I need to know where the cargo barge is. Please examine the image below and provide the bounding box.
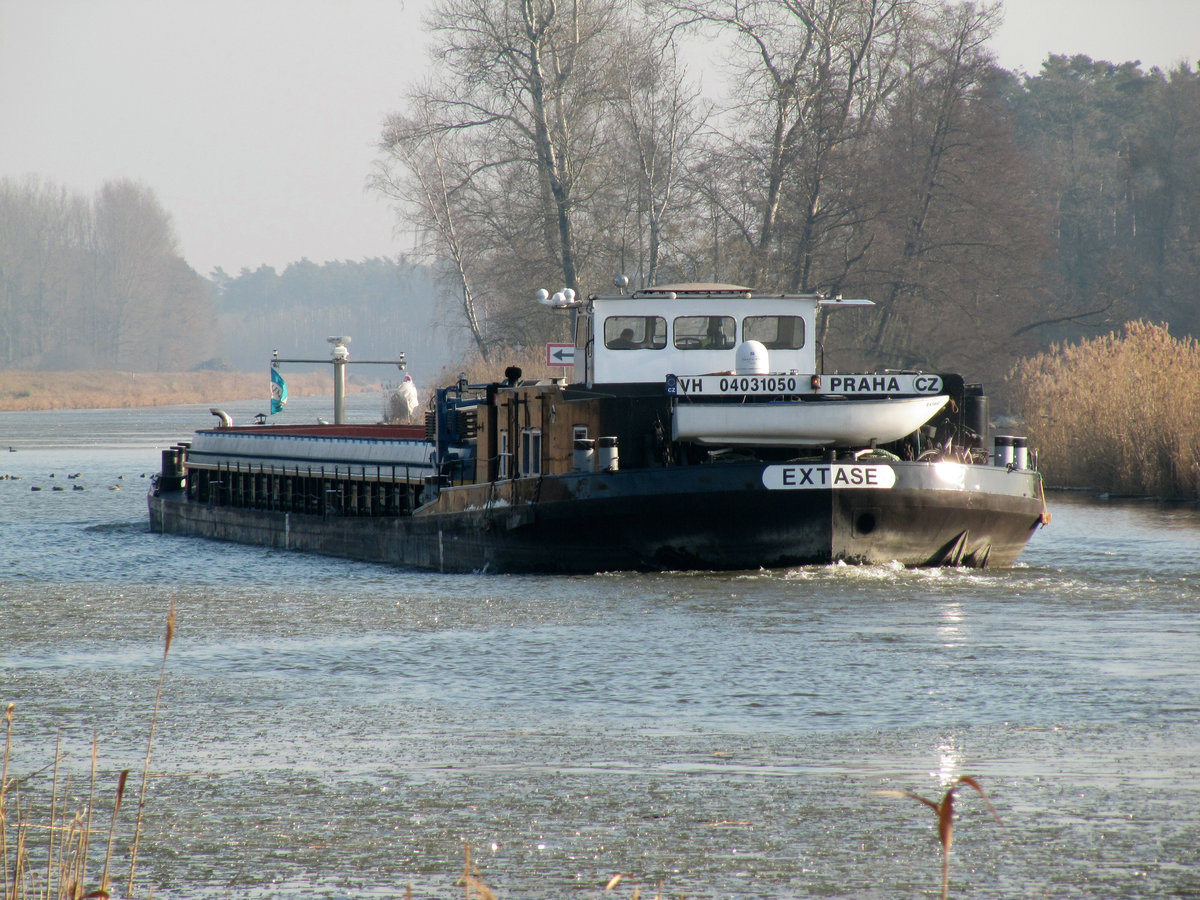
[149,282,1048,573]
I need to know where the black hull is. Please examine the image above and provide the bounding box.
[148,461,1045,574]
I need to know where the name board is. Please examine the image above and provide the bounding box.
[824,374,942,394]
[762,464,897,490]
[667,373,942,397]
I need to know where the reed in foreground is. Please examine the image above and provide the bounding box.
[448,843,675,900]
[876,775,1003,900]
[1,602,175,899]
[1,712,133,900]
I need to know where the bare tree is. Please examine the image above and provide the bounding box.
[373,0,1062,391]
[0,178,93,367]
[847,2,1056,381]
[611,30,709,286]
[376,99,492,360]
[92,180,182,367]
[662,0,911,289]
[377,0,625,336]
[0,177,214,371]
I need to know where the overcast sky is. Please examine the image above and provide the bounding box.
[1,0,1197,278]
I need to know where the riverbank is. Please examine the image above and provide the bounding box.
[0,370,378,411]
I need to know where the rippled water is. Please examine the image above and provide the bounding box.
[2,401,1200,898]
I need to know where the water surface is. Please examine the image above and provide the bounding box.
[2,401,1198,898]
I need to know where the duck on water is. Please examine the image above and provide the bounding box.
[148,281,1049,573]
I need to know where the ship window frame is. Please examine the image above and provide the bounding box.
[519,427,542,477]
[673,315,736,350]
[499,428,510,479]
[742,315,806,349]
[603,316,667,350]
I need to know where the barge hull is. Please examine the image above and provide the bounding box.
[148,461,1044,573]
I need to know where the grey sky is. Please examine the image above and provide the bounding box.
[1,0,1195,278]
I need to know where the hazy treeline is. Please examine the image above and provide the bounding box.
[375,0,1200,389]
[0,177,216,371]
[0,179,461,377]
[209,257,457,379]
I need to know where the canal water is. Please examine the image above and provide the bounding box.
[2,399,1199,898]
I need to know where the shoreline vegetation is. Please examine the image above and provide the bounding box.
[5,319,1199,502]
[0,370,371,412]
[0,347,557,413]
[1012,321,1200,500]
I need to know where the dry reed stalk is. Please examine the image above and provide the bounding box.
[876,775,1002,900]
[2,702,13,900]
[81,732,98,896]
[47,730,62,898]
[61,810,86,900]
[11,796,29,900]
[604,873,641,898]
[4,603,177,900]
[455,843,497,900]
[100,770,128,896]
[127,598,176,898]
[604,872,667,898]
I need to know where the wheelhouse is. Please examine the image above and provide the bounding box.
[573,283,870,387]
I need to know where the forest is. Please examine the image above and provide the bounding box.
[375,0,1200,393]
[2,0,1198,402]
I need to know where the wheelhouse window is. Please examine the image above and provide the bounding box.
[604,316,666,350]
[498,428,510,478]
[742,315,805,349]
[673,315,735,350]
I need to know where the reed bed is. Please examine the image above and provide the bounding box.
[431,344,561,390]
[1011,320,1200,498]
[1,343,554,413]
[2,709,129,900]
[0,370,350,412]
[2,602,174,900]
